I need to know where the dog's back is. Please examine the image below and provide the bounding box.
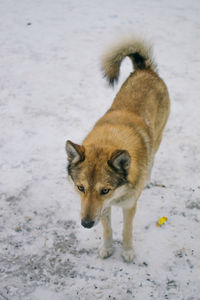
[101,36,170,147]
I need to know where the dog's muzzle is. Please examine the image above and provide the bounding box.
[81,219,95,229]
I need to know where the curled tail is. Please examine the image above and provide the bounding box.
[101,36,158,86]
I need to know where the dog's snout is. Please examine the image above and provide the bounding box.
[81,219,95,228]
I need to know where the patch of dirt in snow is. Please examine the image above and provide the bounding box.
[0,208,78,299]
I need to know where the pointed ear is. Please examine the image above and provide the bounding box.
[65,140,85,164]
[108,150,131,175]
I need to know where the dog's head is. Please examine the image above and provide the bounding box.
[65,140,131,228]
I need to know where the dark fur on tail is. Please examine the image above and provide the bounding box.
[101,36,158,86]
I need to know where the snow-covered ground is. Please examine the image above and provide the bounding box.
[0,0,200,299]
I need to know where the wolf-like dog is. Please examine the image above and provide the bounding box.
[66,36,170,262]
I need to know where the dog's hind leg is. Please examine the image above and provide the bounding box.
[122,205,137,262]
[145,133,164,188]
[99,207,113,259]
[145,154,154,188]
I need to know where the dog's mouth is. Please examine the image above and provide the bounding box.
[81,207,110,229]
[81,214,103,228]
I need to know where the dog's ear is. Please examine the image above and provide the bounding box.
[108,150,131,175]
[65,140,85,164]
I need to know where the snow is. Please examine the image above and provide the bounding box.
[0,0,200,299]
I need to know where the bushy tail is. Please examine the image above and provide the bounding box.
[101,36,158,86]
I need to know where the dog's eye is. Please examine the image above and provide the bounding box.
[77,185,85,193]
[100,188,110,195]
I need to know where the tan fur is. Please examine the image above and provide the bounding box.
[66,36,170,262]
[101,35,157,85]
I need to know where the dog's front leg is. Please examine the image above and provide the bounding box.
[122,205,137,262]
[99,207,113,259]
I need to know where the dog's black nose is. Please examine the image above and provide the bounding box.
[81,219,95,228]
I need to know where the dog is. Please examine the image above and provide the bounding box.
[65,36,170,262]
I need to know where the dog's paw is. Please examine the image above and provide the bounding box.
[99,245,113,259]
[122,249,135,263]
